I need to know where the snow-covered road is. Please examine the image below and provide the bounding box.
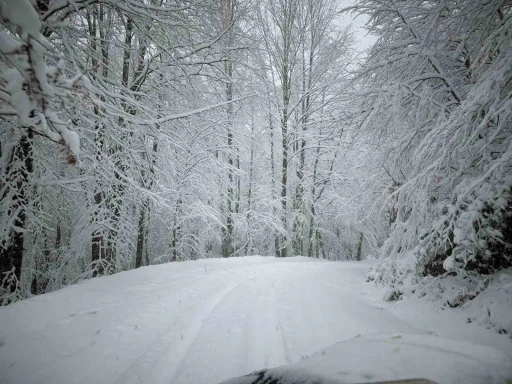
[0,257,511,384]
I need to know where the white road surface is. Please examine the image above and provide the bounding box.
[0,257,510,384]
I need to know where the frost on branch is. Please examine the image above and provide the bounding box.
[0,0,89,164]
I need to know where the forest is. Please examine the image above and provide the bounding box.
[0,0,511,307]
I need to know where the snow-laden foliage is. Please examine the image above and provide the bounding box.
[354,0,512,286]
[0,0,357,305]
[0,0,88,162]
[0,0,90,303]
[3,0,508,314]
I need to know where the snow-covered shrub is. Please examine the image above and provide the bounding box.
[366,257,417,287]
[410,274,488,308]
[468,268,512,335]
[419,175,512,277]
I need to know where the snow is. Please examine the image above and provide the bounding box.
[0,257,511,384]
[0,0,41,38]
[46,111,81,159]
[442,255,458,272]
[0,32,22,55]
[3,68,32,124]
[0,0,85,162]
[468,268,512,335]
[223,334,512,384]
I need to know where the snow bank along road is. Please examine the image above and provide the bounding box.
[0,257,511,384]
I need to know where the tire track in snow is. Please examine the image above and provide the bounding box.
[271,267,295,366]
[243,266,293,371]
[165,271,261,383]
[113,268,260,384]
[170,262,301,384]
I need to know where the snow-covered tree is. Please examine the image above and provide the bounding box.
[0,0,89,303]
[353,0,512,285]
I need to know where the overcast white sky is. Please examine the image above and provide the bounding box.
[339,0,377,52]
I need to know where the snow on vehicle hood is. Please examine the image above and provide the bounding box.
[221,333,512,384]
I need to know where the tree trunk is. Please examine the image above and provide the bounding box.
[245,108,255,255]
[222,65,235,257]
[356,233,364,261]
[135,202,147,268]
[135,137,158,268]
[308,145,321,258]
[0,130,33,296]
[221,0,236,258]
[169,198,183,262]
[101,15,134,273]
[268,102,280,257]
[89,6,109,276]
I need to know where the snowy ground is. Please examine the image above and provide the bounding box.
[0,256,511,384]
